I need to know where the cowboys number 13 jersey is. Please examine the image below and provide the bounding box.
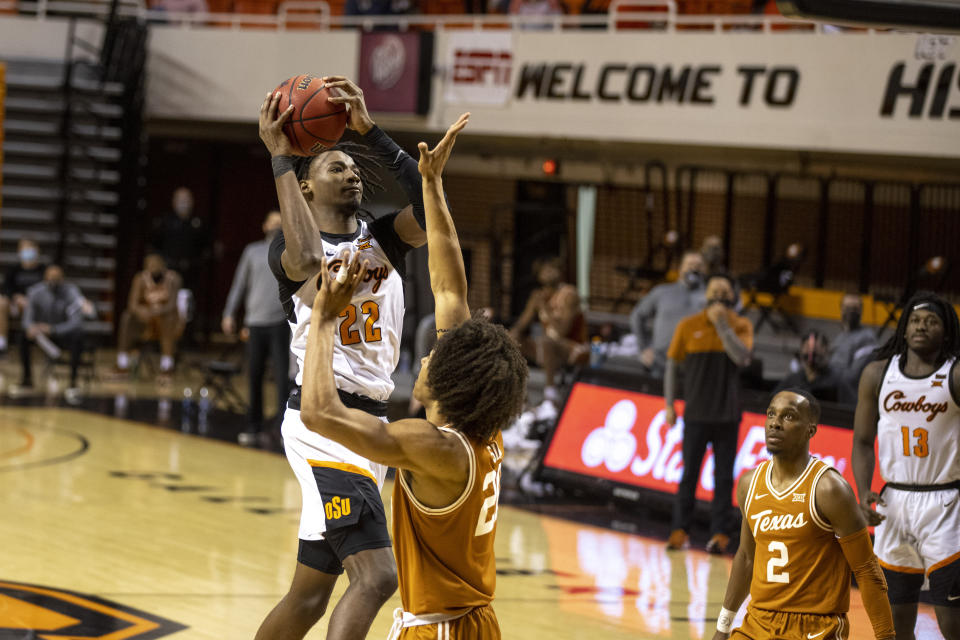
[268,213,413,403]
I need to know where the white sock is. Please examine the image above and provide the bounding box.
[0,336,7,350]
[160,355,174,372]
[117,352,130,369]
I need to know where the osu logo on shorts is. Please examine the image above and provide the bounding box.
[324,496,352,520]
[0,579,186,638]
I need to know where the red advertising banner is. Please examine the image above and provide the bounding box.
[542,382,884,504]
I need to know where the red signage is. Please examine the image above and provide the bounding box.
[542,382,884,504]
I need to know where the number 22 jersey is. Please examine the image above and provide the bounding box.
[268,214,412,402]
[743,458,851,615]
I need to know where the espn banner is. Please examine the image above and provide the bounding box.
[436,31,960,157]
[541,382,885,504]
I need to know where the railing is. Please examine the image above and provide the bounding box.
[0,0,877,33]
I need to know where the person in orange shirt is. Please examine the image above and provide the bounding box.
[299,113,528,640]
[665,273,753,554]
[712,389,895,640]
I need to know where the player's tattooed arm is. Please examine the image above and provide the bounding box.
[418,113,471,332]
[300,250,469,484]
[258,91,326,282]
[852,360,887,526]
[712,470,756,640]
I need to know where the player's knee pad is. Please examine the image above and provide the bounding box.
[881,566,925,605]
[928,557,960,607]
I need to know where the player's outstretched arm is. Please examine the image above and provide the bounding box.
[418,113,471,331]
[815,471,895,640]
[258,91,326,281]
[852,360,886,526]
[324,75,427,248]
[299,250,470,481]
[712,470,756,640]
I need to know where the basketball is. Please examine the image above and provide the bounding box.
[272,74,347,156]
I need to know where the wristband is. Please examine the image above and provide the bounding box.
[716,607,736,634]
[272,155,296,178]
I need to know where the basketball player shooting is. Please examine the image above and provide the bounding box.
[300,113,528,640]
[712,390,895,640]
[853,293,960,640]
[255,78,431,640]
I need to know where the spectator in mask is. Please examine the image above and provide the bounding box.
[775,331,857,405]
[629,250,707,377]
[19,265,86,393]
[116,254,183,376]
[664,272,753,554]
[0,238,46,353]
[828,294,877,388]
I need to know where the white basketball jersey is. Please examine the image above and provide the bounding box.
[286,218,404,402]
[877,355,960,485]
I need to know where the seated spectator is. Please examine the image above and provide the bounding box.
[629,250,706,377]
[0,237,45,353]
[117,254,184,376]
[510,258,588,412]
[829,293,877,387]
[774,331,857,405]
[19,265,86,393]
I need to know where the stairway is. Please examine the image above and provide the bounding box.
[2,18,146,338]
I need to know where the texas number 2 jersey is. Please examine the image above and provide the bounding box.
[268,213,413,402]
[744,458,851,615]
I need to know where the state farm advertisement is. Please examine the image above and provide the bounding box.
[542,382,883,504]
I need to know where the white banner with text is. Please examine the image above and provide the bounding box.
[434,31,960,157]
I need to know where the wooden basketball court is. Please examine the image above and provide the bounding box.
[0,405,943,639]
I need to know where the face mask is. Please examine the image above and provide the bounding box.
[707,297,733,308]
[20,248,38,263]
[48,281,63,293]
[842,309,861,329]
[151,271,165,283]
[174,201,192,216]
[683,271,702,288]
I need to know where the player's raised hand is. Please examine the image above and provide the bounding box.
[858,491,886,526]
[417,113,470,182]
[258,91,295,158]
[322,76,375,135]
[313,249,369,324]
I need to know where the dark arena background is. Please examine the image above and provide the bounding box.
[0,0,958,637]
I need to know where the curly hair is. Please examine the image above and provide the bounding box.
[426,317,529,443]
[292,140,385,198]
[874,291,960,362]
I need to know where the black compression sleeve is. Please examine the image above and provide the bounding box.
[361,126,426,229]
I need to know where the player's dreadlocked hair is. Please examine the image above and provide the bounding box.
[426,316,529,443]
[291,140,386,198]
[874,290,960,362]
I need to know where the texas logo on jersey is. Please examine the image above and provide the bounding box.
[0,579,186,638]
